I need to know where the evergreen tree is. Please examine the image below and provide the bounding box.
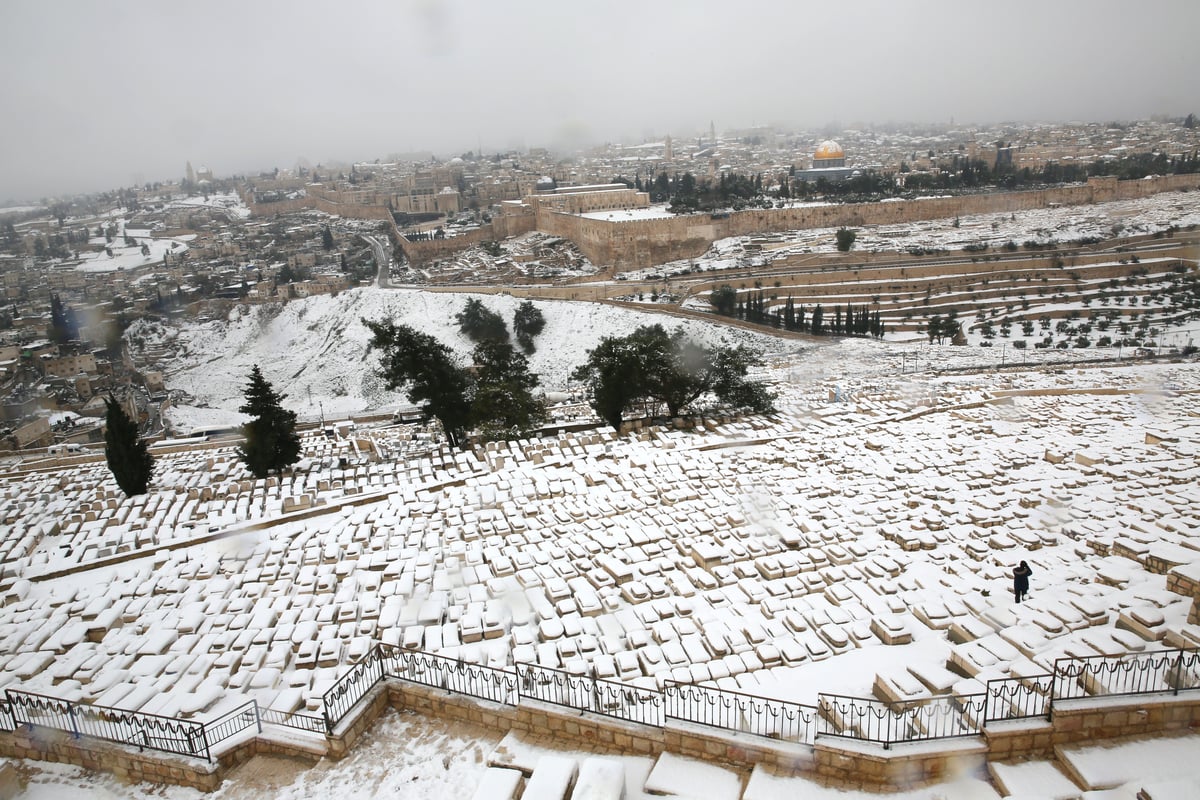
[49,293,76,344]
[104,394,153,496]
[469,339,546,440]
[512,300,546,354]
[456,298,509,344]
[237,365,301,478]
[365,320,472,448]
[836,228,857,252]
[321,225,335,251]
[572,325,774,430]
[811,304,824,335]
[709,285,737,317]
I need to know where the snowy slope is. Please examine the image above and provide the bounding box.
[142,288,791,429]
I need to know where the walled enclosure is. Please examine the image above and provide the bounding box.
[243,174,1200,271]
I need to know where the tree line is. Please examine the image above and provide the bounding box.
[102,299,776,497]
[103,363,301,498]
[367,300,774,445]
[709,284,885,338]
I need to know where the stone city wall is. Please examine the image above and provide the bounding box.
[241,174,1200,271]
[392,215,537,267]
[545,174,1200,270]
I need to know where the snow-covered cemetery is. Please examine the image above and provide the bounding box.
[4,102,1200,798]
[2,277,1200,797]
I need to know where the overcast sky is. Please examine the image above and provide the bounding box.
[2,0,1198,202]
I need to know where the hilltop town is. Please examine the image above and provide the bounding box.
[1,117,1199,451]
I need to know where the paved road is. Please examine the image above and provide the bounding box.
[363,234,391,288]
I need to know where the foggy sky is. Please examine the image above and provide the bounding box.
[2,0,1198,202]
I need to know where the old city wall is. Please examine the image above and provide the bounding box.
[240,188,391,225]
[552,175,1200,270]
[391,210,538,266]
[241,174,1200,270]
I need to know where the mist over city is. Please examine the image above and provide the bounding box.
[3,0,1200,201]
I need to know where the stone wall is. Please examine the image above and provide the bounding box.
[1166,563,1200,625]
[543,174,1200,269]
[381,679,1200,792]
[4,679,1198,793]
[242,173,1200,272]
[0,725,223,792]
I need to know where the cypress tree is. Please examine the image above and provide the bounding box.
[237,365,301,478]
[104,393,154,496]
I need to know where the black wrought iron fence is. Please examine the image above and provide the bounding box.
[0,696,13,732]
[517,665,663,727]
[6,689,210,761]
[1054,647,1200,701]
[322,643,387,732]
[4,644,1199,768]
[257,706,327,735]
[664,682,818,745]
[817,693,986,748]
[201,701,259,750]
[382,646,518,706]
[984,673,1054,722]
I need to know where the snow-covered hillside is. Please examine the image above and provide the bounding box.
[134,289,793,430]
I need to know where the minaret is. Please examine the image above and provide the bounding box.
[186,161,195,184]
[664,134,673,162]
[709,120,716,144]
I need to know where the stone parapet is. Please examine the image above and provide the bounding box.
[0,726,222,792]
[4,677,1199,794]
[982,717,1056,760]
[326,684,391,759]
[1048,693,1200,747]
[387,681,519,735]
[813,736,988,790]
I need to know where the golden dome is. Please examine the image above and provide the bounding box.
[814,140,844,161]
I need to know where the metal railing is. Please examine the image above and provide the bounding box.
[202,701,259,749]
[322,643,387,732]
[984,673,1054,722]
[1054,647,1200,700]
[664,682,818,745]
[518,665,663,727]
[2,645,1198,768]
[258,706,327,735]
[6,689,210,761]
[0,696,13,732]
[382,646,519,706]
[817,693,987,748]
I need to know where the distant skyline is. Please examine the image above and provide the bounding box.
[2,0,1198,202]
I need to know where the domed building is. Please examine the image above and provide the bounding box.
[813,140,846,168]
[794,139,855,184]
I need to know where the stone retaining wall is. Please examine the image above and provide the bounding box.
[0,725,222,792]
[5,677,1198,793]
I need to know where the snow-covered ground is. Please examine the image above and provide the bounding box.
[580,206,677,221]
[127,289,785,430]
[2,335,1196,709]
[3,277,1200,798]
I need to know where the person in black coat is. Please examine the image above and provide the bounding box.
[1013,560,1032,603]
